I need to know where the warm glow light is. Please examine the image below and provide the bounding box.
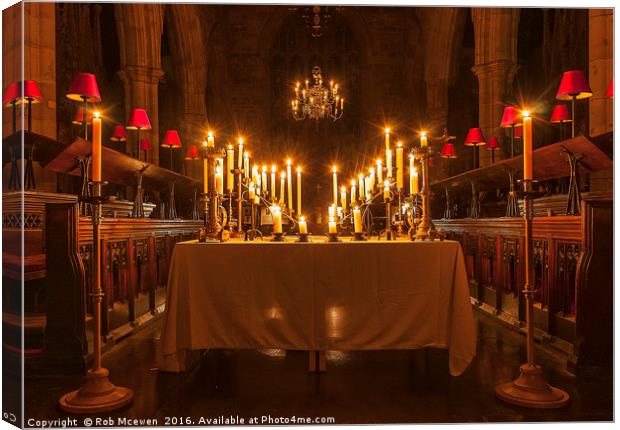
[238,137,244,145]
[202,140,207,147]
[93,111,100,119]
[228,144,232,150]
[384,180,390,188]
[341,186,346,192]
[385,127,390,134]
[296,166,302,173]
[522,110,531,118]
[287,158,292,166]
[244,151,249,158]
[271,164,277,173]
[351,179,356,186]
[208,130,214,138]
[280,172,286,179]
[420,131,427,138]
[262,165,267,172]
[397,141,402,148]
[332,165,337,173]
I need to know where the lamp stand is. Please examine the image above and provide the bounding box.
[570,95,576,138]
[60,181,134,413]
[496,179,570,408]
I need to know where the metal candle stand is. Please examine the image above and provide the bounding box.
[381,191,393,241]
[495,179,570,408]
[199,146,225,241]
[298,233,310,242]
[411,146,443,241]
[246,197,263,241]
[60,181,134,413]
[272,232,285,242]
[327,232,340,242]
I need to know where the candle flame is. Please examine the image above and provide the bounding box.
[351,179,356,186]
[202,140,207,147]
[296,166,302,173]
[341,186,346,192]
[384,180,390,189]
[385,127,390,134]
[238,137,244,145]
[287,158,292,165]
[271,165,277,173]
[208,130,214,138]
[522,110,531,117]
[397,141,403,148]
[262,165,267,172]
[300,215,305,222]
[332,165,337,173]
[93,111,100,119]
[280,172,286,179]
[420,131,427,138]
[228,144,232,150]
[244,151,249,158]
[377,158,382,164]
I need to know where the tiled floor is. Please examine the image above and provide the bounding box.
[18,311,612,425]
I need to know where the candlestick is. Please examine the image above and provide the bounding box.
[332,165,338,208]
[215,165,223,195]
[369,167,376,191]
[396,141,404,189]
[279,172,285,205]
[386,149,393,179]
[296,166,302,216]
[207,130,215,148]
[226,145,235,191]
[365,176,372,202]
[252,165,259,186]
[383,180,391,201]
[203,158,208,193]
[92,111,102,182]
[353,206,362,233]
[299,215,308,235]
[340,186,347,213]
[410,166,419,195]
[287,159,293,211]
[385,127,390,152]
[358,173,365,202]
[237,137,244,169]
[328,219,337,234]
[377,158,383,185]
[271,205,283,234]
[523,110,533,180]
[249,182,256,200]
[261,165,268,194]
[243,152,250,180]
[420,131,428,147]
[271,164,277,200]
[350,180,357,205]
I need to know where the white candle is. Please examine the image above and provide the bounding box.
[385,127,390,152]
[350,180,357,205]
[376,158,383,185]
[296,167,302,216]
[237,138,243,169]
[226,145,234,191]
[299,216,308,234]
[287,159,293,211]
[252,165,259,185]
[365,176,372,202]
[523,111,533,180]
[243,152,250,180]
[386,149,393,179]
[420,131,428,147]
[369,167,376,191]
[410,166,419,195]
[215,165,224,195]
[358,173,365,200]
[203,158,208,193]
[271,205,282,234]
[340,186,347,213]
[249,182,256,200]
[328,220,337,234]
[280,172,285,205]
[383,180,390,201]
[207,131,215,148]
[92,111,102,182]
[271,165,277,199]
[332,165,338,208]
[353,207,362,233]
[396,141,404,189]
[261,166,267,194]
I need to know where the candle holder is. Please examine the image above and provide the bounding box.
[60,181,134,413]
[200,146,225,241]
[496,179,569,408]
[327,232,340,243]
[233,167,245,236]
[298,233,310,242]
[245,199,263,241]
[412,146,443,241]
[353,232,366,241]
[272,232,285,242]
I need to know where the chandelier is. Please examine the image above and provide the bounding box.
[291,66,344,122]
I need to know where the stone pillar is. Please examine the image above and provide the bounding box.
[588,9,613,138]
[471,8,519,167]
[425,78,450,179]
[118,65,164,165]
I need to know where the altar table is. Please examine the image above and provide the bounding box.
[158,238,476,376]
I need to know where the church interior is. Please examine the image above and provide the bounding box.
[1,2,614,426]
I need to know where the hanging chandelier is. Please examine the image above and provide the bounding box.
[291,66,344,122]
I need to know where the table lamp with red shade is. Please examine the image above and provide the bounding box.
[549,103,571,141]
[66,73,101,140]
[555,70,592,138]
[486,136,500,163]
[126,108,152,159]
[500,105,520,158]
[464,127,486,169]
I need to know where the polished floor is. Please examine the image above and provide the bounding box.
[20,311,612,425]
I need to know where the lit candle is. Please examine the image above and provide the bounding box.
[358,173,365,200]
[215,164,223,195]
[92,111,102,182]
[261,166,268,194]
[420,131,428,148]
[523,110,533,180]
[386,149,393,179]
[271,205,282,234]
[249,182,256,200]
[243,152,250,180]
[271,164,277,199]
[385,127,390,152]
[252,165,259,185]
[328,204,335,220]
[280,172,285,205]
[353,207,362,233]
[332,165,338,208]
[298,215,308,235]
[203,158,208,193]
[296,166,302,216]
[410,166,419,195]
[287,159,293,211]
[376,158,383,184]
[226,145,234,191]
[207,130,215,148]
[237,137,244,169]
[369,167,376,191]
[365,176,372,202]
[254,193,260,204]
[350,180,357,205]
[396,141,404,189]
[340,186,347,213]
[383,180,390,201]
[328,219,337,234]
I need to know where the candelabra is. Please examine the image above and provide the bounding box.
[495,179,570,408]
[60,181,133,413]
[410,146,442,241]
[246,194,263,241]
[199,146,225,241]
[291,66,343,122]
[381,188,393,241]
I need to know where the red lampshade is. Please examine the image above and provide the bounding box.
[486,137,500,150]
[110,125,127,142]
[464,128,486,147]
[514,124,523,139]
[556,70,592,100]
[440,142,457,158]
[126,108,152,130]
[500,106,519,128]
[140,138,151,151]
[2,82,19,107]
[550,104,571,123]
[66,72,101,103]
[606,79,613,98]
[22,80,43,103]
[161,130,182,148]
[72,107,93,125]
[185,144,200,160]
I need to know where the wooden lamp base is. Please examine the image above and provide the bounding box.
[59,367,134,414]
[495,364,569,409]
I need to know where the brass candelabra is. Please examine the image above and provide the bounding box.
[410,146,442,241]
[199,146,225,241]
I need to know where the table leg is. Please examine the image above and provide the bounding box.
[308,350,317,372]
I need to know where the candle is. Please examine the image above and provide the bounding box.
[365,176,372,202]
[376,158,383,184]
[296,167,302,216]
[328,220,337,234]
[271,164,276,199]
[358,173,365,200]
[420,131,428,147]
[287,159,293,211]
[252,165,259,185]
[92,111,102,182]
[261,166,268,194]
[203,158,208,193]
[254,194,260,204]
[215,165,223,195]
[385,127,390,152]
[280,172,285,205]
[243,152,250,180]
[299,215,308,234]
[369,167,376,191]
[332,165,338,208]
[340,186,347,213]
[207,131,215,148]
[350,180,357,205]
[396,141,404,189]
[383,180,390,201]
[271,205,282,234]
[237,137,243,169]
[226,145,234,191]
[328,204,335,220]
[386,149,393,178]
[410,166,419,195]
[353,207,362,233]
[249,182,256,200]
[523,110,533,180]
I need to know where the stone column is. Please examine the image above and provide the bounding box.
[588,9,613,138]
[425,78,450,179]
[118,65,164,165]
